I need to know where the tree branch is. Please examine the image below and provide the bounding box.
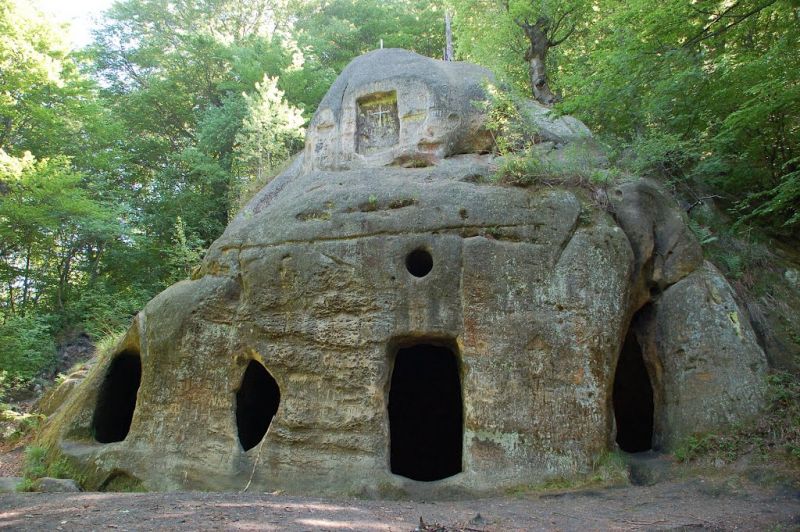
[683,0,778,48]
[550,24,576,47]
[550,7,575,40]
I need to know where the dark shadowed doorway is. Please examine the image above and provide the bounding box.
[236,360,280,451]
[92,351,142,443]
[388,343,463,481]
[613,327,654,452]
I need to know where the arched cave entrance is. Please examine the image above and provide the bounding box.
[388,343,463,481]
[613,326,654,453]
[92,351,142,443]
[236,360,280,451]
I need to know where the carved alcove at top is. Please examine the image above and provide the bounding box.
[356,91,400,155]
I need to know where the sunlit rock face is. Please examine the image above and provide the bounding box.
[39,49,767,497]
[303,48,494,171]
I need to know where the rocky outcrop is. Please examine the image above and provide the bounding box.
[37,49,768,496]
[636,262,767,449]
[519,100,593,146]
[608,179,704,310]
[0,477,22,493]
[33,477,81,493]
[304,48,495,171]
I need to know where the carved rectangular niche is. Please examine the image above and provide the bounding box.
[356,91,399,155]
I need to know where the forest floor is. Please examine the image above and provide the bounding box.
[0,476,798,531]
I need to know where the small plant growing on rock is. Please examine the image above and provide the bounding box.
[477,83,534,156]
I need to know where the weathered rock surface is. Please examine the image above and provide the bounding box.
[33,477,81,493]
[608,179,703,310]
[304,48,495,171]
[35,363,94,417]
[519,100,593,146]
[0,477,22,493]
[636,262,767,449]
[37,49,768,496]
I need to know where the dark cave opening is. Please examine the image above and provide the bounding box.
[388,343,463,481]
[405,248,433,278]
[236,360,280,451]
[92,351,142,444]
[613,327,654,453]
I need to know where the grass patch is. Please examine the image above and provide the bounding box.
[19,444,88,491]
[493,144,623,190]
[507,451,629,495]
[674,371,800,465]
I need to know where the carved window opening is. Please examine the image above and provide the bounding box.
[236,360,280,451]
[405,248,433,278]
[613,323,654,453]
[356,91,399,155]
[389,343,463,481]
[92,351,142,443]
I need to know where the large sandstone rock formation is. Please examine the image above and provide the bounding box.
[38,49,767,496]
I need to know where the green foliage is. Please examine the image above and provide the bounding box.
[687,219,718,246]
[623,132,700,181]
[232,76,305,211]
[67,285,152,340]
[166,216,205,284]
[290,0,445,109]
[476,83,533,155]
[23,445,48,479]
[0,315,56,392]
[453,0,800,233]
[494,144,618,188]
[19,444,87,490]
[451,0,589,96]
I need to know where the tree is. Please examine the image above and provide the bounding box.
[451,0,587,104]
[92,0,298,248]
[287,0,446,110]
[0,152,121,317]
[233,75,304,207]
[555,0,799,232]
[503,1,583,104]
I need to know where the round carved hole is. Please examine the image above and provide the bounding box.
[405,248,433,278]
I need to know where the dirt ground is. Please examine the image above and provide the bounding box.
[1,477,798,531]
[0,446,24,478]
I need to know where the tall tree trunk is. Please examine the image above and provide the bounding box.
[523,22,558,105]
[56,248,75,313]
[444,12,454,61]
[21,243,31,307]
[6,280,14,316]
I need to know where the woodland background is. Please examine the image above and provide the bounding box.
[1,0,798,396]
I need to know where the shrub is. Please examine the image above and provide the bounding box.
[66,284,152,340]
[475,82,535,156]
[625,132,699,181]
[0,314,56,396]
